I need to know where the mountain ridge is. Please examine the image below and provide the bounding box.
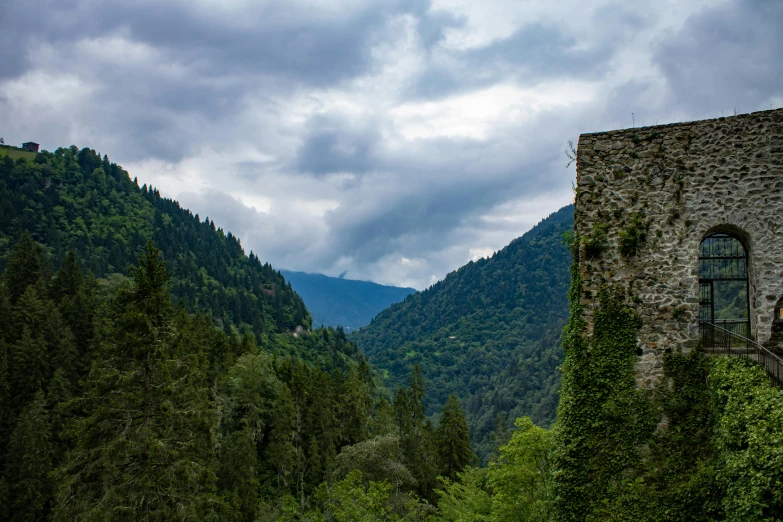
[0,145,309,335]
[281,269,416,331]
[352,204,574,459]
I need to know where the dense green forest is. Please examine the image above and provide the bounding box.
[353,206,573,461]
[0,148,543,520]
[0,146,308,339]
[280,270,415,331]
[0,231,483,520]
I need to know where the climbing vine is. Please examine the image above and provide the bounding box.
[552,253,783,521]
[619,212,649,258]
[551,238,654,521]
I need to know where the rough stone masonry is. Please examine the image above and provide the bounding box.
[575,108,783,388]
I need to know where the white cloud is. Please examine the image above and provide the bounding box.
[390,81,598,140]
[0,0,780,290]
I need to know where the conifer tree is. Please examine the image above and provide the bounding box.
[0,338,10,519]
[266,383,297,494]
[372,398,397,436]
[0,280,12,342]
[6,389,53,522]
[218,351,280,519]
[10,327,49,410]
[59,274,96,373]
[46,367,73,466]
[419,419,440,500]
[436,394,476,481]
[5,231,47,304]
[50,251,83,301]
[41,304,79,387]
[306,435,323,491]
[219,427,260,521]
[12,285,47,340]
[338,365,373,445]
[53,242,219,521]
[0,338,10,446]
[394,364,439,501]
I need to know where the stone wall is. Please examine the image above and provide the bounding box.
[575,108,783,388]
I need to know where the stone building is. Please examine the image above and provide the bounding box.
[574,108,783,387]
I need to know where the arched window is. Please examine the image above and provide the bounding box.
[698,233,750,339]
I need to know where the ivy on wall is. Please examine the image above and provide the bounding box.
[551,216,783,521]
[551,239,654,521]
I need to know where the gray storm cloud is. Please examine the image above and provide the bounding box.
[0,0,780,289]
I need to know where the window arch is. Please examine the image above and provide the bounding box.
[698,232,750,338]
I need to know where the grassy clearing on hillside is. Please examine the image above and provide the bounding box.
[0,145,37,161]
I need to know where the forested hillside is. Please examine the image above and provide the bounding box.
[0,148,485,520]
[353,205,573,460]
[0,146,308,338]
[281,269,415,330]
[0,234,478,520]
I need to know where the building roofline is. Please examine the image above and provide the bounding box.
[579,107,783,139]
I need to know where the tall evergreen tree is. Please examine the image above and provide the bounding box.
[0,338,10,446]
[6,389,53,522]
[0,280,12,342]
[372,398,397,436]
[46,368,73,466]
[394,364,439,501]
[218,352,280,520]
[10,327,49,410]
[436,394,476,481]
[5,231,47,304]
[50,251,83,301]
[0,338,10,521]
[53,242,219,521]
[338,364,373,446]
[266,384,297,494]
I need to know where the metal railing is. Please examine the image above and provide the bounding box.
[712,319,750,339]
[700,321,783,386]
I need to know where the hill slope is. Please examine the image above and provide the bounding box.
[0,146,309,338]
[281,270,415,330]
[352,205,573,459]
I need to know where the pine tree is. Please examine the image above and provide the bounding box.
[419,419,440,500]
[219,426,260,521]
[0,280,12,342]
[12,284,47,339]
[6,389,53,522]
[305,435,323,490]
[0,338,11,519]
[5,231,48,304]
[394,364,439,501]
[41,304,80,387]
[0,338,10,446]
[50,251,83,301]
[436,394,476,481]
[218,351,280,519]
[46,367,72,466]
[265,384,297,494]
[10,327,49,410]
[338,365,372,446]
[52,242,219,521]
[372,398,397,436]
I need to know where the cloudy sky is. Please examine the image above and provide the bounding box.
[1,0,781,289]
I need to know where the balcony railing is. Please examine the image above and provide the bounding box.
[700,321,783,386]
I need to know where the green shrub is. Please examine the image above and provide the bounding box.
[582,223,609,260]
[619,213,648,258]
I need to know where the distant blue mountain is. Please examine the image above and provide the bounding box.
[280,270,416,331]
